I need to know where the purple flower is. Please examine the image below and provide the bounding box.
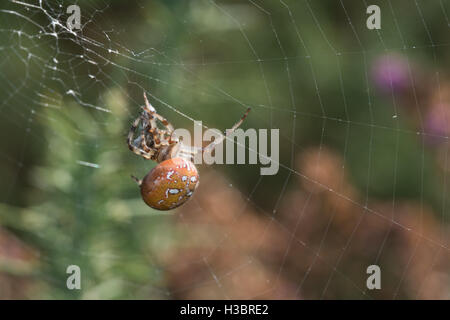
[372,54,410,94]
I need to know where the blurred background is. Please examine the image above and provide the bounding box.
[0,0,449,299]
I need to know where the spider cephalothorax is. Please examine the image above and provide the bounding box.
[127,92,250,210]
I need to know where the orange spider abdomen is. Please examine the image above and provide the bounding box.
[140,157,199,210]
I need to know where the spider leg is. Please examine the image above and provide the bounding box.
[142,92,177,152]
[143,91,175,133]
[127,114,154,160]
[127,115,141,151]
[202,107,251,155]
[129,144,154,160]
[140,131,161,162]
[131,174,142,186]
[140,132,151,153]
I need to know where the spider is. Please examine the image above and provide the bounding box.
[127,92,250,210]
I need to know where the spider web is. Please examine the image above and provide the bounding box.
[0,0,449,299]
